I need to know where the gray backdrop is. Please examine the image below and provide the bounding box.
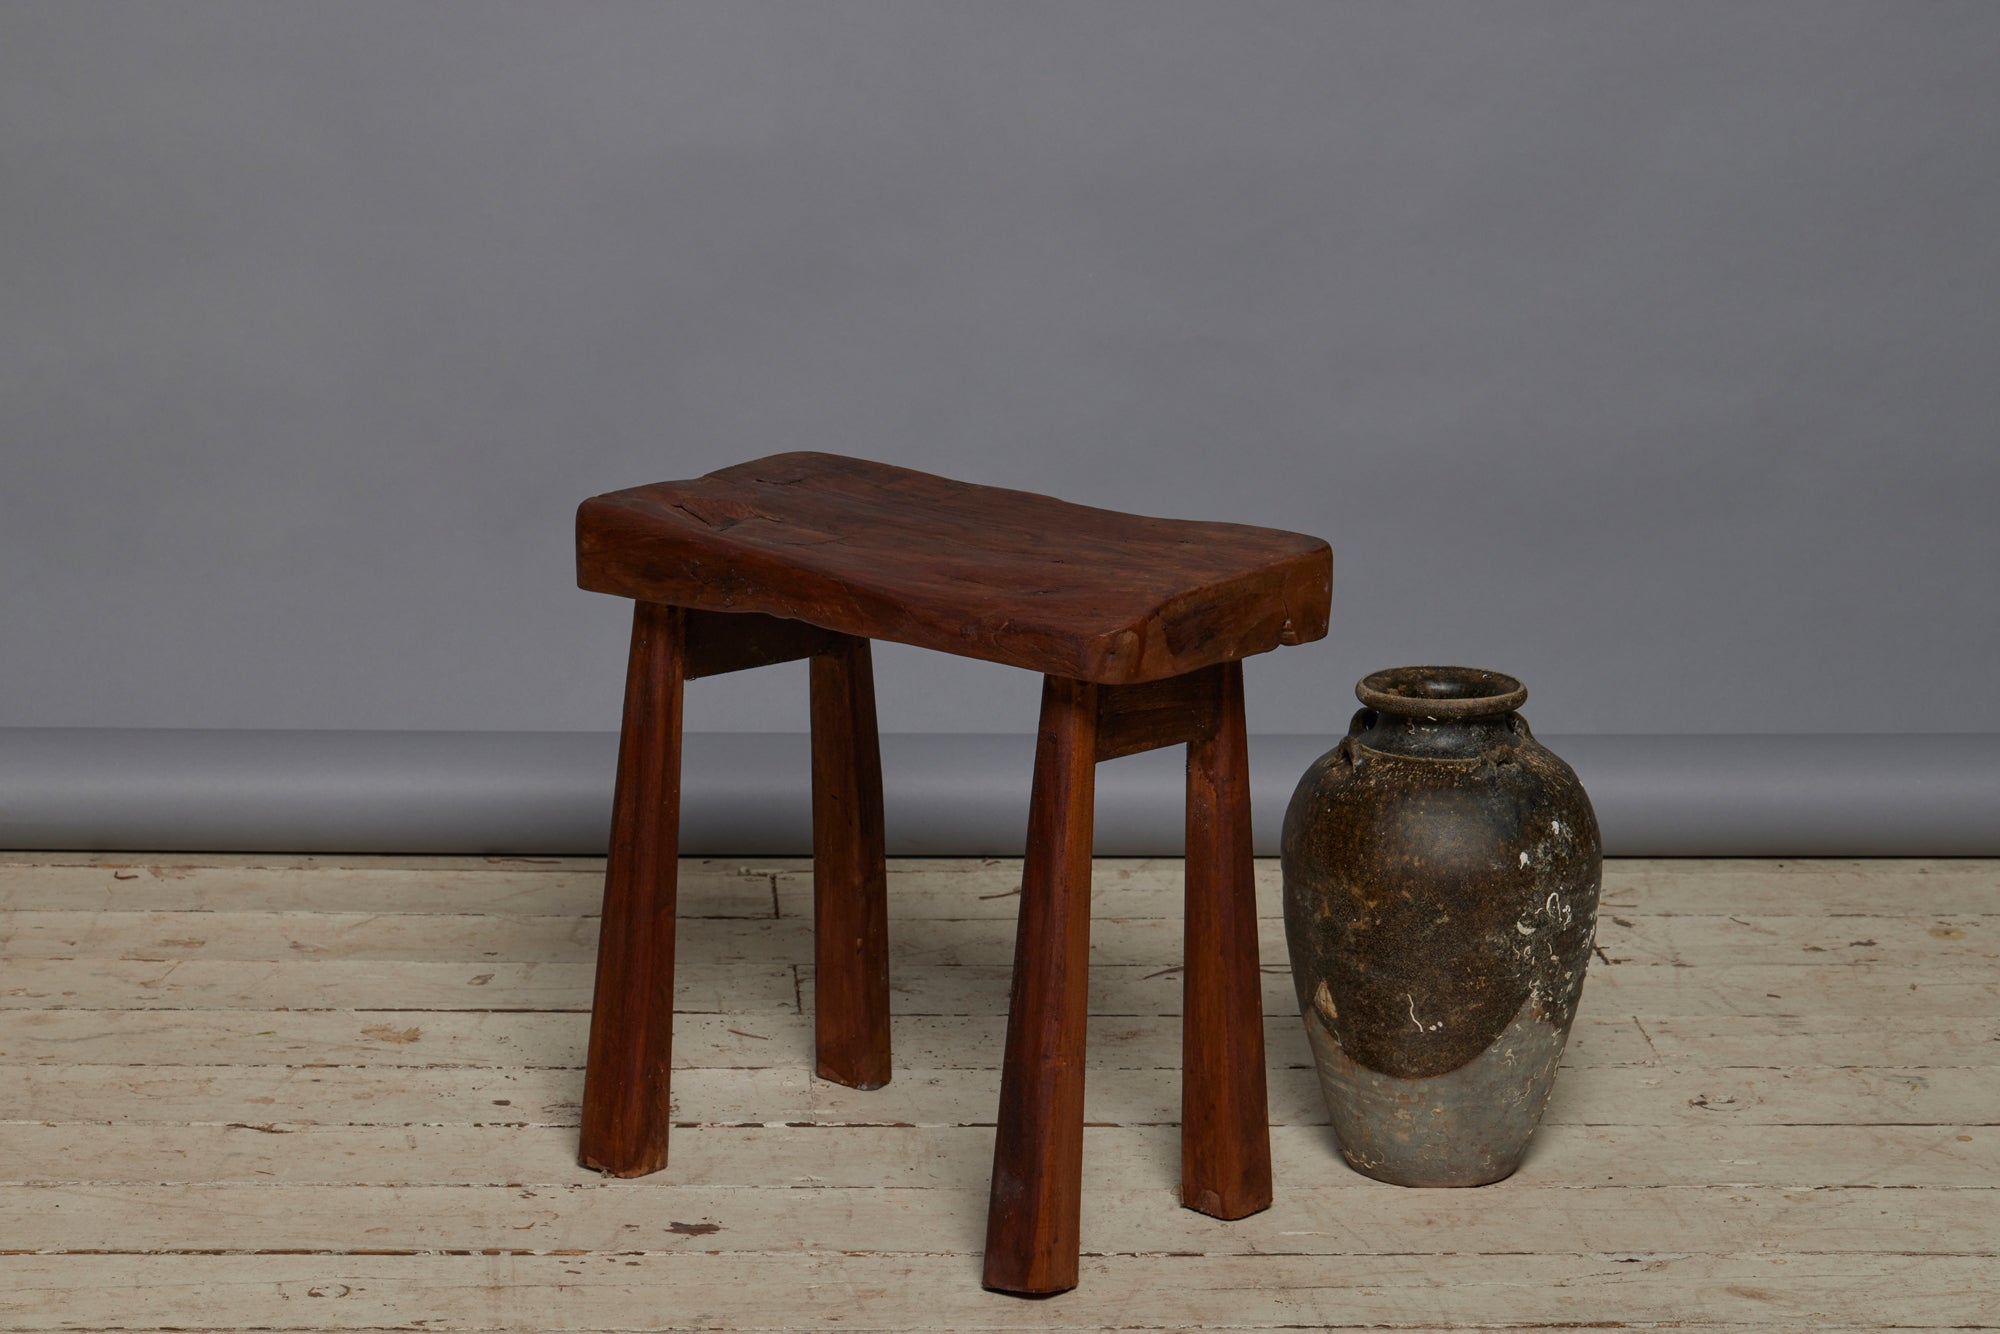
[3,2,1996,853]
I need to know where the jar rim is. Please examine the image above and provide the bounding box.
[1356,665,1528,718]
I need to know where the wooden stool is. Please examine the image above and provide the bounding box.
[574,453,1331,1294]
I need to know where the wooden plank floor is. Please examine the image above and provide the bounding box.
[0,854,1995,1331]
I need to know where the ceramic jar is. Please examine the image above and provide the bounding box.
[1280,666,1601,1186]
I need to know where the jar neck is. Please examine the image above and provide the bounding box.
[1346,706,1527,761]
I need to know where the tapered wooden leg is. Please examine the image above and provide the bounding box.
[1180,660,1273,1218]
[810,636,891,1089]
[578,602,685,1177]
[984,675,1098,1296]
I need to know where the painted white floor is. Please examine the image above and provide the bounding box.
[1,854,1993,1331]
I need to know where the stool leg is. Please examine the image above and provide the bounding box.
[1180,660,1273,1218]
[579,601,685,1177]
[809,636,891,1089]
[984,675,1098,1296]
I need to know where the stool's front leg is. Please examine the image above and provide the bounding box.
[809,635,891,1089]
[579,601,686,1177]
[1181,660,1273,1218]
[984,675,1099,1296]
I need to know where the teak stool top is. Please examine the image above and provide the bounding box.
[577,451,1331,683]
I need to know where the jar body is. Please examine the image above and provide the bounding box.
[1281,676,1601,1187]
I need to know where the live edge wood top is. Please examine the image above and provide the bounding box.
[577,452,1332,685]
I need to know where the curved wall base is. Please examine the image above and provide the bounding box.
[2,729,1995,857]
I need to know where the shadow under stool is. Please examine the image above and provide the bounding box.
[572,451,1332,1294]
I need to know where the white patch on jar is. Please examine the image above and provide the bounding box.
[1406,992,1444,1033]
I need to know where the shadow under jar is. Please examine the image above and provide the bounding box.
[1280,666,1601,1186]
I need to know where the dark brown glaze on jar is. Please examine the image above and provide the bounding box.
[1281,666,1601,1186]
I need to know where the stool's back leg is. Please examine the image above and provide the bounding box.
[1181,659,1274,1218]
[984,675,1098,1296]
[579,601,686,1177]
[809,636,891,1089]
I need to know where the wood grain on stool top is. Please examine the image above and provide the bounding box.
[576,452,1332,684]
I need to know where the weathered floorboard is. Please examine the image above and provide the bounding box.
[1,906,1990,966]
[3,1061,1991,1130]
[9,855,1993,918]
[6,1007,1992,1071]
[0,855,1994,1331]
[2,1182,1992,1257]
[8,954,1993,1017]
[1,1251,1996,1329]
[5,1121,1993,1190]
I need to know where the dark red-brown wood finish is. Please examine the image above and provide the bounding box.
[983,675,1100,1295]
[808,636,892,1090]
[1180,661,1275,1221]
[574,454,1328,1295]
[577,601,685,1178]
[578,452,1330,684]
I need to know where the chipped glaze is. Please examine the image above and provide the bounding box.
[1281,666,1602,1187]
